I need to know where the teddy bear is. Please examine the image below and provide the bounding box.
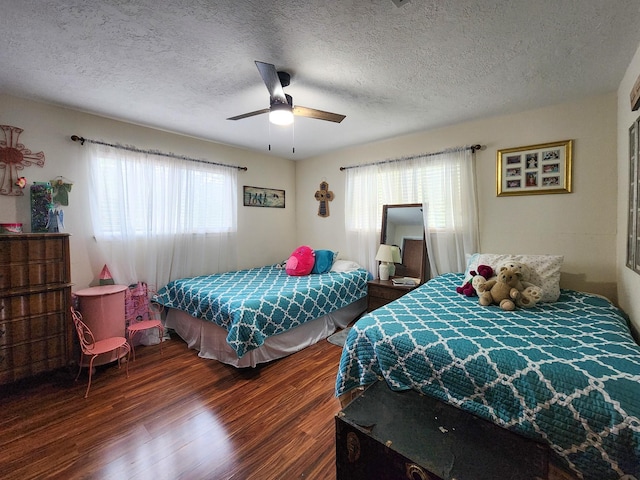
[496,261,542,308]
[456,264,494,297]
[476,266,522,311]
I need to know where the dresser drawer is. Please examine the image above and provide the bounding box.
[0,312,67,346]
[0,235,69,291]
[0,335,67,379]
[0,289,68,322]
[368,284,406,301]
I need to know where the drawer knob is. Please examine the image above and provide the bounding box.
[346,431,360,463]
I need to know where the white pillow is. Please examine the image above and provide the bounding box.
[330,259,363,273]
[464,253,563,303]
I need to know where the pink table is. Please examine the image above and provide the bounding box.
[74,285,128,366]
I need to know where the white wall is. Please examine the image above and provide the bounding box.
[297,93,618,301]
[1,90,624,321]
[0,95,298,291]
[617,41,640,335]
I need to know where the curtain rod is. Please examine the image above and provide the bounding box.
[70,135,248,171]
[339,144,482,171]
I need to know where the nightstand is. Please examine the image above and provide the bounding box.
[367,279,417,312]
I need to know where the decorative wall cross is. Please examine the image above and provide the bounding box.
[314,181,334,217]
[0,125,45,196]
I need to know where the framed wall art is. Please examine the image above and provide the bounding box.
[243,185,285,208]
[627,116,640,274]
[496,140,573,196]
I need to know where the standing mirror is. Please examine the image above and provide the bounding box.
[380,203,429,284]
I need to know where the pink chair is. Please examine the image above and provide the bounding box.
[71,307,130,398]
[127,304,164,362]
[127,317,164,360]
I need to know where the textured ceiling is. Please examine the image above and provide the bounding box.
[2,1,640,160]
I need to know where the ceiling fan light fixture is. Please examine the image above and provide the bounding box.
[269,103,294,126]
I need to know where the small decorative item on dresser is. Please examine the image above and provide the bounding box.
[30,182,54,232]
[0,223,22,234]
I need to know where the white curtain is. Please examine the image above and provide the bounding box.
[344,146,479,278]
[344,164,380,276]
[417,147,479,276]
[86,142,238,289]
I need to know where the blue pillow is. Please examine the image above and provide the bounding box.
[311,249,336,274]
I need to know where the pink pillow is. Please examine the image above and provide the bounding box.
[285,246,315,276]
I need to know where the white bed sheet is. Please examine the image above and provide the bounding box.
[165,297,367,367]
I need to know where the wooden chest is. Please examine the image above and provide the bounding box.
[336,381,576,480]
[0,233,72,384]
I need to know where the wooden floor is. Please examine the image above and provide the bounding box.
[0,334,347,480]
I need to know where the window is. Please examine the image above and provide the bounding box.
[91,148,236,238]
[346,161,461,231]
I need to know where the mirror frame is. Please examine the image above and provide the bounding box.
[380,203,429,284]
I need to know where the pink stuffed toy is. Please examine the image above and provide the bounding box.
[456,264,494,297]
[285,246,315,276]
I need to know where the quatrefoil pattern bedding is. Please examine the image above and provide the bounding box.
[336,273,640,480]
[154,265,368,357]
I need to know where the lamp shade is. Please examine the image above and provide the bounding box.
[375,244,395,263]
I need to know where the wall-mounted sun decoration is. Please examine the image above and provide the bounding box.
[0,125,45,196]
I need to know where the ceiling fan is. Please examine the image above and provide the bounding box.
[227,61,346,126]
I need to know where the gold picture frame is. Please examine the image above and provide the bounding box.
[627,117,640,273]
[497,140,573,196]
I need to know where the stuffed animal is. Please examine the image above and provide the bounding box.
[476,266,522,311]
[470,265,494,296]
[496,261,542,308]
[457,264,494,297]
[517,285,542,308]
[285,245,315,276]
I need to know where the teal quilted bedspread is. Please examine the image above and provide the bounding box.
[153,265,368,357]
[336,273,640,480]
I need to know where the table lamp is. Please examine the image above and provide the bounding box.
[375,244,395,281]
[389,245,402,277]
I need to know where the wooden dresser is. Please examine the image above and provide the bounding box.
[0,233,72,385]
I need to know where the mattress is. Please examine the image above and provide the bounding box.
[153,264,369,357]
[336,272,640,480]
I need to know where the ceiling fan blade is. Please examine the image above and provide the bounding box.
[293,106,346,123]
[227,108,270,121]
[255,61,288,104]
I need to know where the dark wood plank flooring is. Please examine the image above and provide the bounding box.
[0,334,347,480]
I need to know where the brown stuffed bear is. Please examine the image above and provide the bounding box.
[495,261,542,309]
[476,267,522,311]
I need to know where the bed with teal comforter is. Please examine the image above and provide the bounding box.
[336,273,640,480]
[153,265,368,358]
